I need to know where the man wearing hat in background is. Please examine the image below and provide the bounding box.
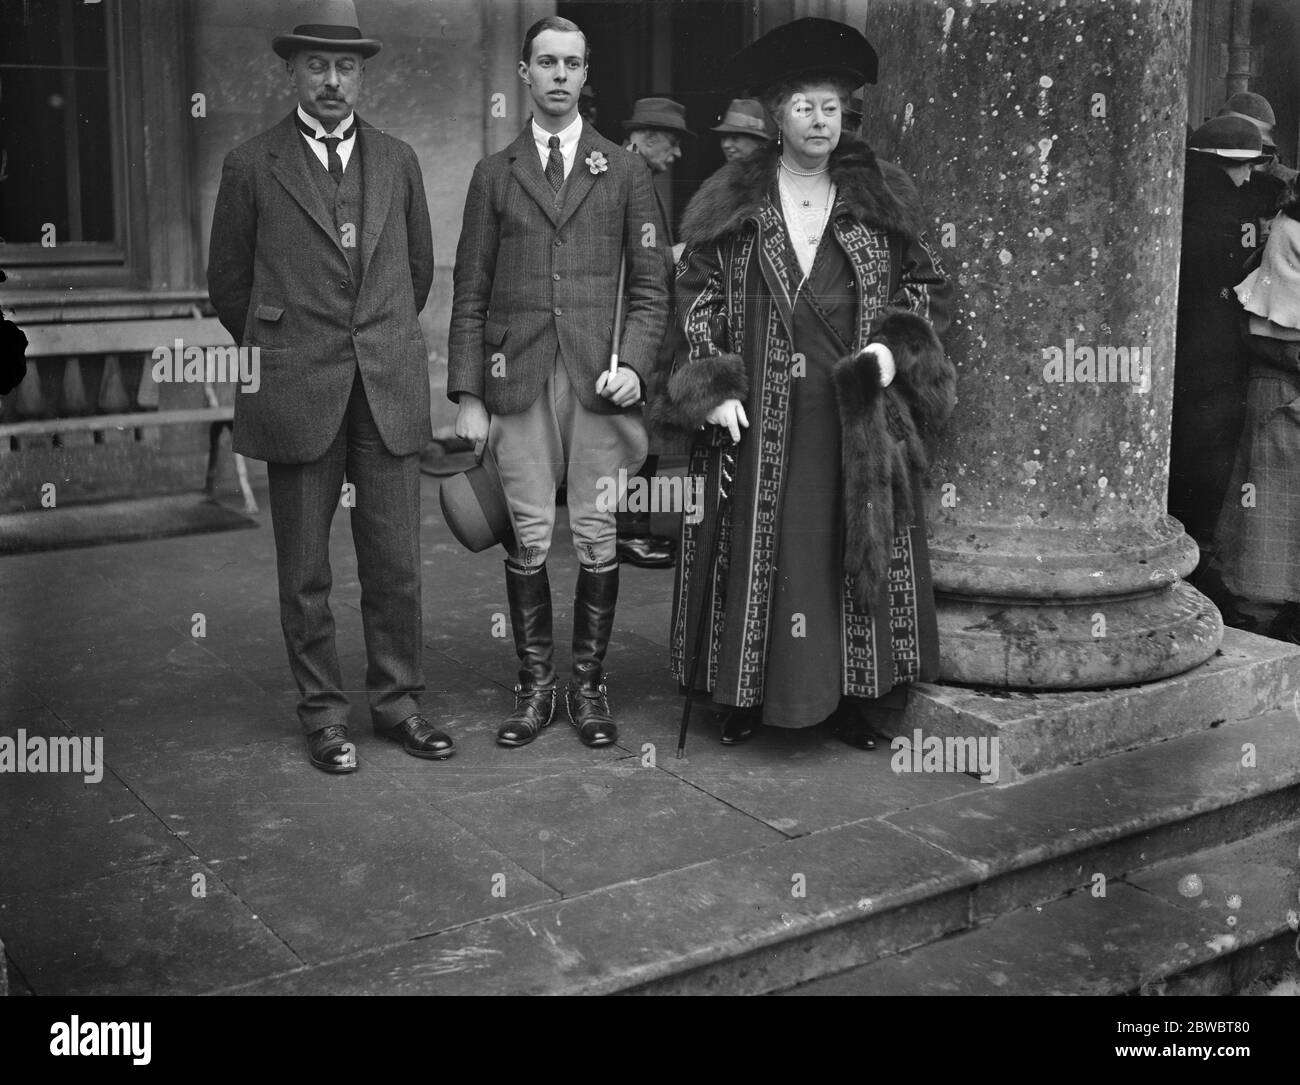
[712,98,776,164]
[1170,114,1275,616]
[449,16,669,749]
[617,96,695,569]
[208,0,450,774]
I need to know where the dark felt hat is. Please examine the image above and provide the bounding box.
[439,445,516,553]
[1188,115,1269,162]
[621,97,695,138]
[722,17,878,96]
[711,98,776,139]
[272,0,381,60]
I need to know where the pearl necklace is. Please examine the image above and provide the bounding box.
[779,170,834,248]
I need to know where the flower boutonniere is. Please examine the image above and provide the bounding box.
[585,150,609,176]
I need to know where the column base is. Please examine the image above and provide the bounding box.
[891,627,1300,782]
[935,580,1223,689]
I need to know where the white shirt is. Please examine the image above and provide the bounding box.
[297,105,357,173]
[531,114,582,181]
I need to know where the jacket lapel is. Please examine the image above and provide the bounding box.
[268,112,347,259]
[356,118,392,277]
[553,122,603,232]
[508,125,561,227]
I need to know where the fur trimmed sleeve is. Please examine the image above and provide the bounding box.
[648,239,749,434]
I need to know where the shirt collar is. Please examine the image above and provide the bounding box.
[296,105,356,141]
[532,113,583,154]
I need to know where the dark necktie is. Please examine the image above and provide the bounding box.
[545,135,564,192]
[296,117,346,184]
[319,136,343,184]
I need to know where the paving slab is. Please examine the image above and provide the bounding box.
[0,857,301,995]
[0,706,188,894]
[435,760,784,895]
[218,817,977,995]
[651,718,984,836]
[159,793,556,963]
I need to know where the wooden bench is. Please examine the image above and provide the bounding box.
[0,313,257,510]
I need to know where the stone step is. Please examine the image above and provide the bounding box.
[898,627,1300,782]
[778,818,1300,996]
[214,706,1300,996]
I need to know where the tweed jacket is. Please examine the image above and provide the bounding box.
[446,121,670,416]
[207,112,435,464]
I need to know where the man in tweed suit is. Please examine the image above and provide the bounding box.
[449,16,670,749]
[208,1,454,773]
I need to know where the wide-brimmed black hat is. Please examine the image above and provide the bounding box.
[621,97,695,138]
[272,0,382,60]
[1187,115,1269,163]
[722,17,878,96]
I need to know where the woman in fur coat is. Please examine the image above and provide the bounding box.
[653,20,955,747]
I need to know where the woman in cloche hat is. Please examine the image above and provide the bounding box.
[654,18,955,749]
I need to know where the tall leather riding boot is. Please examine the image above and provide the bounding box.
[566,561,619,746]
[498,562,556,747]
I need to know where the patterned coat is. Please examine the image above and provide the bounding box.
[653,134,955,705]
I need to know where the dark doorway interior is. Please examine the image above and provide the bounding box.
[559,0,750,230]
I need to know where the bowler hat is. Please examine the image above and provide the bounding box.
[711,99,776,139]
[1188,115,1269,163]
[622,97,695,138]
[273,0,382,60]
[722,17,878,96]
[439,445,516,553]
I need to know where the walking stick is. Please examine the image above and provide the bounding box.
[676,436,734,758]
[608,254,628,377]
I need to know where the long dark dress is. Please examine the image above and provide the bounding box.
[763,233,859,727]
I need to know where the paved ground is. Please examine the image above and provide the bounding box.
[0,468,996,995]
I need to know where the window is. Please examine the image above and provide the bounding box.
[0,0,123,264]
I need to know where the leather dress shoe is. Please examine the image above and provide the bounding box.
[719,708,760,745]
[376,714,455,759]
[498,685,556,747]
[566,680,617,746]
[616,533,676,568]
[826,703,878,750]
[307,724,357,774]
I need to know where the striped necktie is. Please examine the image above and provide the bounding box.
[545,135,564,192]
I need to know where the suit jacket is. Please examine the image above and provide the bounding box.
[207,112,435,463]
[447,121,670,416]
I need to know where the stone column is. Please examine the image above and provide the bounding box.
[861,0,1222,688]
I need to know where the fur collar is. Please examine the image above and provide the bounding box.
[680,134,925,250]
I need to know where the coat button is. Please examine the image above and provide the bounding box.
[552,273,560,281]
[353,327,360,336]
[553,307,562,316]
[339,280,350,290]
[554,240,562,247]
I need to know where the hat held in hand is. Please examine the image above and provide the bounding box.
[439,445,516,553]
